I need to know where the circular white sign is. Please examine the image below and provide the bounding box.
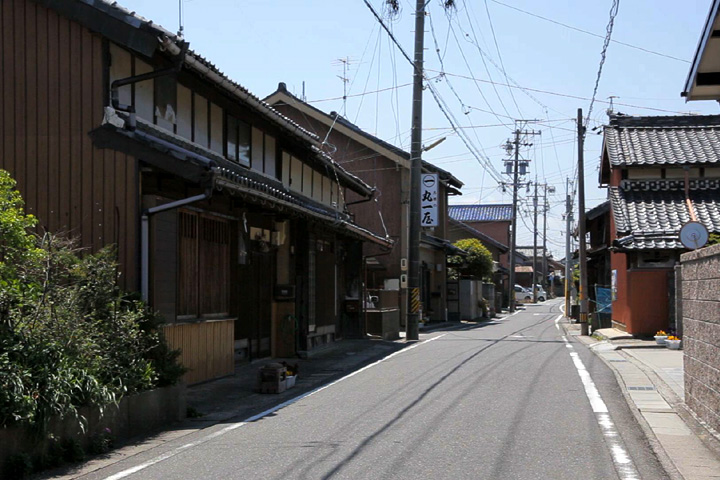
[679,221,709,249]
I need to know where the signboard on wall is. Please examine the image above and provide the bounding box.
[420,173,439,227]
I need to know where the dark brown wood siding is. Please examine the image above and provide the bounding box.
[0,0,139,290]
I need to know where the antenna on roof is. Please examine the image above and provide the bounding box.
[607,96,617,116]
[177,0,184,38]
[302,81,306,102]
[332,57,355,117]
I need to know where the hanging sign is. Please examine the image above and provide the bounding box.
[420,173,439,227]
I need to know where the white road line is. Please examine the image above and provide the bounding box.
[554,314,639,480]
[103,334,448,480]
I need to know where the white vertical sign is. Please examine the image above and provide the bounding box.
[420,173,438,227]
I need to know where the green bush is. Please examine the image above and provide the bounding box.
[0,169,186,433]
[3,453,33,479]
[448,238,494,280]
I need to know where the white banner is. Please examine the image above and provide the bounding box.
[420,173,438,227]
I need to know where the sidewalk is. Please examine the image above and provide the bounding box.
[563,321,720,480]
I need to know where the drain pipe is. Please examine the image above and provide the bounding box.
[141,189,212,302]
[111,40,189,131]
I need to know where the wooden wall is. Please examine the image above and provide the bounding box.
[0,0,139,289]
[162,319,235,385]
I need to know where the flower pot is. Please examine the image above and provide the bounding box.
[654,335,668,345]
[666,340,681,350]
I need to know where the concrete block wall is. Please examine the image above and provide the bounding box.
[681,243,720,433]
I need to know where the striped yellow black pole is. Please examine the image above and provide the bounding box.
[410,287,421,314]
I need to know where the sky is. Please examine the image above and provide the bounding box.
[117,0,719,257]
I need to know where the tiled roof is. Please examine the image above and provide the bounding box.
[604,114,720,167]
[449,204,513,222]
[609,181,720,250]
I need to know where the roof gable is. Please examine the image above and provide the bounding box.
[265,84,463,189]
[684,0,720,100]
[448,219,509,252]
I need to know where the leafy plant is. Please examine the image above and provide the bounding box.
[0,170,186,436]
[448,238,494,280]
[3,452,33,479]
[88,427,115,455]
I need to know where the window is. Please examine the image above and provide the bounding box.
[178,211,230,319]
[226,114,251,166]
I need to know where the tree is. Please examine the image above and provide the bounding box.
[448,238,494,280]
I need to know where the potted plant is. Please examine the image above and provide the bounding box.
[654,330,668,345]
[665,336,682,350]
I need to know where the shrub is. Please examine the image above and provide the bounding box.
[0,170,186,434]
[448,238,494,280]
[3,453,33,479]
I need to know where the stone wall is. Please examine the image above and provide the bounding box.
[681,243,720,433]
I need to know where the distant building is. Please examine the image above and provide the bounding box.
[449,204,513,302]
[266,83,464,324]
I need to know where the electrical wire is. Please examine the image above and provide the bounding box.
[489,0,689,64]
[585,0,620,136]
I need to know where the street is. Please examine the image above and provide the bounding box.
[84,299,667,480]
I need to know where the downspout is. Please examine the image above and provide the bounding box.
[141,185,213,302]
[111,40,189,130]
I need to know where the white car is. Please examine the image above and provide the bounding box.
[514,285,532,303]
[533,285,547,302]
[514,284,546,303]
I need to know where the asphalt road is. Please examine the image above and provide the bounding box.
[86,299,668,480]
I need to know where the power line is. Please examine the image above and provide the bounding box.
[427,69,694,115]
[489,0,689,64]
[585,0,620,136]
[362,0,505,184]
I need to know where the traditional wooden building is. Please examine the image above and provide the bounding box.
[600,114,720,335]
[265,84,464,323]
[0,0,390,383]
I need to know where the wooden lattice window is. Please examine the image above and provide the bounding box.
[178,211,230,319]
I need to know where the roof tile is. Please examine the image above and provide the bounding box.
[449,204,513,222]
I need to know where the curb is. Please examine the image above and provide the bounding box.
[561,321,684,480]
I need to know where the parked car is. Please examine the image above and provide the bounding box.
[514,285,532,303]
[514,284,546,303]
[533,285,547,302]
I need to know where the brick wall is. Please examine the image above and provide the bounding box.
[681,243,720,433]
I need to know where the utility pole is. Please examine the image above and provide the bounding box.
[542,185,549,294]
[505,123,540,312]
[507,130,521,313]
[577,109,589,335]
[532,179,539,303]
[406,0,426,341]
[565,178,572,316]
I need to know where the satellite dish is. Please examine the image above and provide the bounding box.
[679,221,709,250]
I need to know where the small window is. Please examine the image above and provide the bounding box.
[226,113,251,166]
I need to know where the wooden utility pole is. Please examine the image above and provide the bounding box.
[577,109,589,335]
[542,185,549,294]
[507,130,521,313]
[406,0,426,341]
[565,178,573,316]
[532,179,539,303]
